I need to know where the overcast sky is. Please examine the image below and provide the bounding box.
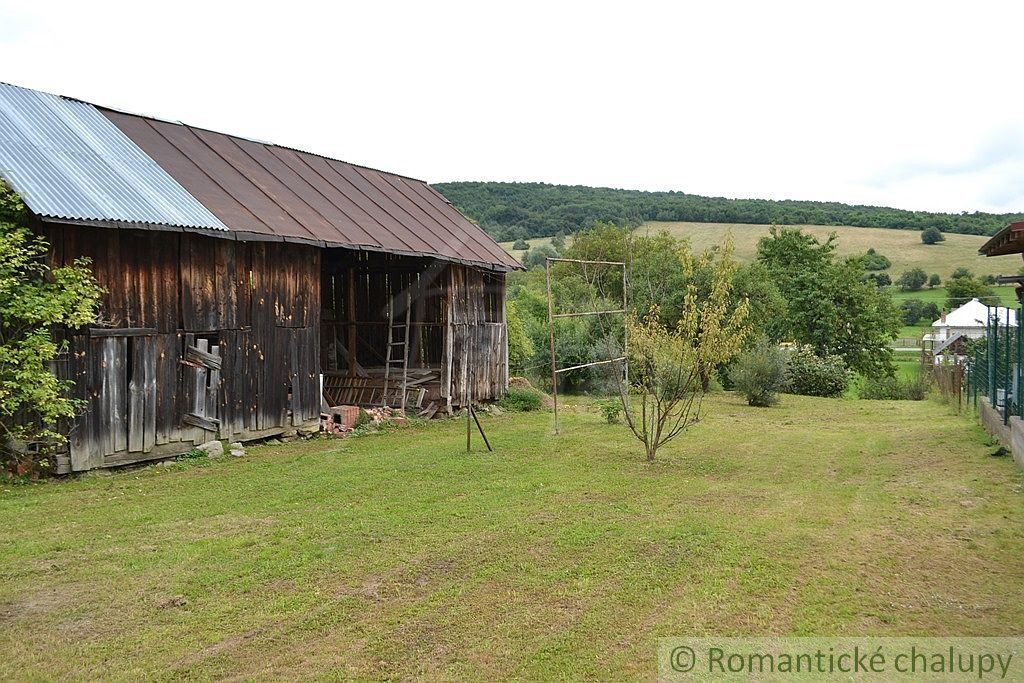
[1,1,1021,214]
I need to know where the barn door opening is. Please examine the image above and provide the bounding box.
[68,331,157,471]
[181,334,221,437]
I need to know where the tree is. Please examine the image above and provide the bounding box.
[900,298,940,325]
[1,183,103,475]
[512,238,529,250]
[951,267,973,279]
[946,276,998,308]
[756,227,901,377]
[522,243,559,269]
[619,241,751,461]
[921,227,945,244]
[505,300,535,374]
[729,339,789,407]
[896,268,928,291]
[928,273,941,288]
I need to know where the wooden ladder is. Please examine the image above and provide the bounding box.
[382,290,412,411]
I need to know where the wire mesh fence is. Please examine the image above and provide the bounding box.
[967,305,1022,424]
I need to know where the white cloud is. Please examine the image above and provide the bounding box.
[1,0,1022,213]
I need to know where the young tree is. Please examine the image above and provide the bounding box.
[928,273,941,288]
[951,267,973,279]
[896,268,928,291]
[921,226,945,244]
[619,243,751,461]
[1,184,103,474]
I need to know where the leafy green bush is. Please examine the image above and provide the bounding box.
[859,373,929,400]
[860,248,891,271]
[598,399,622,423]
[499,387,545,412]
[729,340,789,407]
[896,267,928,291]
[512,238,529,250]
[1,183,103,478]
[355,408,372,429]
[785,347,849,398]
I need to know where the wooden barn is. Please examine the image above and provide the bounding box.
[0,82,520,473]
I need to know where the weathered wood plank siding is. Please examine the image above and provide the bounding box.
[447,266,507,406]
[40,224,321,471]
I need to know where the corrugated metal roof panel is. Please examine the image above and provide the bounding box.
[0,82,226,230]
[101,109,521,271]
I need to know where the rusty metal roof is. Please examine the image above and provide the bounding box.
[980,221,1024,257]
[101,109,520,271]
[0,82,227,231]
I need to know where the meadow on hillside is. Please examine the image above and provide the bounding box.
[642,222,1013,279]
[501,222,1015,281]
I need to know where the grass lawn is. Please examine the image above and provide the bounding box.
[2,394,1023,679]
[890,285,1019,309]
[641,221,1012,280]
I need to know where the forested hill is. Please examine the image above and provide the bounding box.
[433,181,1023,242]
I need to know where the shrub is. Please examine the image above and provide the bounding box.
[928,273,941,288]
[729,340,789,407]
[512,238,529,250]
[865,272,891,288]
[786,347,849,398]
[921,226,945,244]
[896,268,928,291]
[499,387,545,412]
[355,408,372,429]
[860,248,891,271]
[598,399,622,423]
[859,373,929,400]
[0,182,103,478]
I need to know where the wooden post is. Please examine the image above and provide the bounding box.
[622,262,629,388]
[546,258,559,434]
[346,266,357,377]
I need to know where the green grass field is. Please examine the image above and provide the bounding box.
[2,395,1023,679]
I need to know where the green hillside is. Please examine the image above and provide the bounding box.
[438,181,1023,241]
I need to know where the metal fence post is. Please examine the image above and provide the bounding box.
[1005,315,1011,425]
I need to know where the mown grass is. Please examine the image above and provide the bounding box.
[2,394,1023,680]
[641,221,1011,279]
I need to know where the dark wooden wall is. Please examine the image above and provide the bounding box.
[40,224,321,472]
[447,267,507,406]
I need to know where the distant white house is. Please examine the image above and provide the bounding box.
[925,298,1017,356]
[931,298,1016,341]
